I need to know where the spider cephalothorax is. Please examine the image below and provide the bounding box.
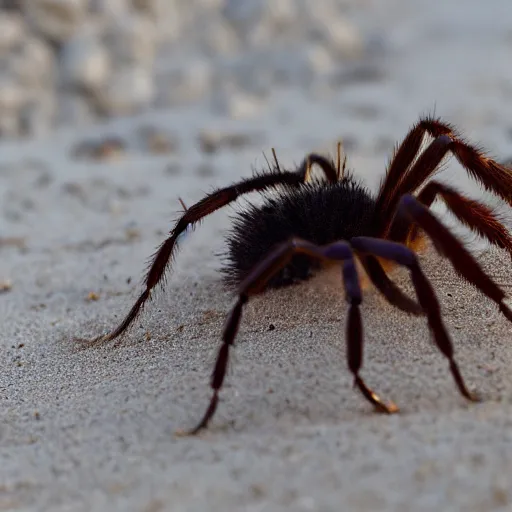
[222,173,376,287]
[86,116,512,435]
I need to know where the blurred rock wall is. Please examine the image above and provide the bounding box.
[0,0,364,138]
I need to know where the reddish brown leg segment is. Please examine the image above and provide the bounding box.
[377,116,512,236]
[412,180,512,255]
[89,155,342,344]
[397,195,512,322]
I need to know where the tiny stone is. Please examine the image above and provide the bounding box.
[0,279,13,292]
[104,14,156,68]
[137,125,179,154]
[9,37,56,89]
[60,30,110,93]
[160,59,213,107]
[303,44,335,75]
[70,136,127,161]
[23,0,88,44]
[0,12,25,55]
[226,92,266,120]
[0,77,27,113]
[198,129,258,154]
[96,67,154,116]
[321,17,363,59]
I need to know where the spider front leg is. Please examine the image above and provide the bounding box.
[181,237,397,436]
[340,257,400,415]
[351,236,479,403]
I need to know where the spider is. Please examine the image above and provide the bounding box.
[88,116,512,434]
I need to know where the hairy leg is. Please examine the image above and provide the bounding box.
[377,117,512,236]
[88,155,341,344]
[181,237,398,435]
[350,236,479,402]
[357,255,423,315]
[409,180,512,254]
[396,194,512,322]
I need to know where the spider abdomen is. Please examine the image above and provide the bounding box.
[222,177,377,288]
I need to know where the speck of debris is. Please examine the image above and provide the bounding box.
[0,237,26,249]
[198,129,259,154]
[138,126,179,154]
[71,137,127,162]
[125,227,140,241]
[86,292,100,301]
[268,323,275,331]
[0,280,13,293]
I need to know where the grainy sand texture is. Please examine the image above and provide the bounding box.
[2,1,512,511]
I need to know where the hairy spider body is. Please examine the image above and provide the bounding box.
[85,116,512,435]
[223,176,409,288]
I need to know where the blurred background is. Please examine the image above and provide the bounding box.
[0,0,510,147]
[0,0,369,136]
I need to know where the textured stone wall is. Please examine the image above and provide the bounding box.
[0,0,364,138]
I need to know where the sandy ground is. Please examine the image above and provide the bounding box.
[2,1,512,511]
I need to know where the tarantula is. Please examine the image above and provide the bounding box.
[88,116,512,434]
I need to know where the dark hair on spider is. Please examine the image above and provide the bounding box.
[221,153,378,288]
[85,115,512,436]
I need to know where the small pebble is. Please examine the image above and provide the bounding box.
[0,279,13,293]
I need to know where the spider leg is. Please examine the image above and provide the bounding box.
[408,180,512,255]
[357,255,423,315]
[377,117,512,235]
[183,237,397,435]
[377,117,453,211]
[89,155,341,344]
[395,195,512,322]
[350,236,479,403]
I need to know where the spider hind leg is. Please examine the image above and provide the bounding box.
[351,235,479,403]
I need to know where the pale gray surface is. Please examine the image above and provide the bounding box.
[2,1,512,511]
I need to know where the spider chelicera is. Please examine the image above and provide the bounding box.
[87,116,512,434]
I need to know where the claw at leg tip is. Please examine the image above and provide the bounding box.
[174,428,204,438]
[468,391,482,403]
[376,400,399,414]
